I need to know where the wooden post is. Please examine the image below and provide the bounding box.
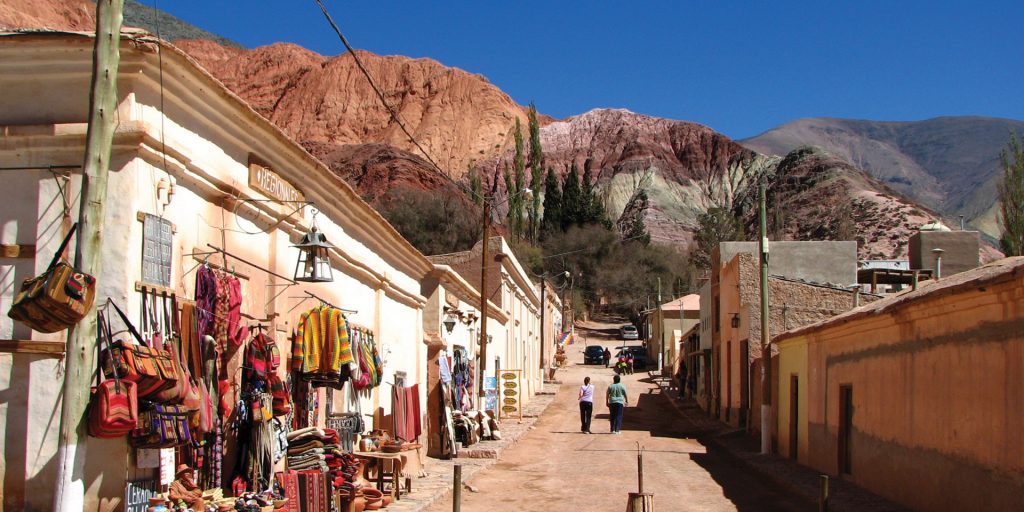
[478,198,490,403]
[453,464,462,512]
[759,182,772,455]
[819,475,830,512]
[53,1,124,510]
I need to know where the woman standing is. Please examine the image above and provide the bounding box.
[606,374,629,434]
[578,376,594,433]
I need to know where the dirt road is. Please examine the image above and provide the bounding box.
[425,321,813,512]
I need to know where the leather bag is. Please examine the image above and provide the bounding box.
[87,309,139,438]
[8,223,96,333]
[102,300,177,399]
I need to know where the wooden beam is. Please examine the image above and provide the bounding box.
[0,339,67,355]
[0,244,35,259]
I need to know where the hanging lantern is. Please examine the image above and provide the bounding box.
[293,213,334,283]
[443,314,458,334]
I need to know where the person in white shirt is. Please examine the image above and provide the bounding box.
[578,376,594,434]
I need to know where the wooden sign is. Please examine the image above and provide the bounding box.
[124,479,158,512]
[248,155,304,204]
[499,369,522,421]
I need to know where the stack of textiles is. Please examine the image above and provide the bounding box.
[286,427,341,473]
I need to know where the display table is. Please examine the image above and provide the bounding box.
[352,452,410,500]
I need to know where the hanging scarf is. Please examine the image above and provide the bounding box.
[195,266,217,338]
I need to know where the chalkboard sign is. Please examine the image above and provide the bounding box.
[142,214,173,287]
[125,479,158,512]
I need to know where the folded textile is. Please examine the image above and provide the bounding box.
[289,460,328,472]
[286,426,323,441]
[287,439,324,453]
[288,453,326,465]
[287,446,325,456]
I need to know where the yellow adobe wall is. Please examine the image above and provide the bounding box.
[775,336,808,461]
[798,268,1024,512]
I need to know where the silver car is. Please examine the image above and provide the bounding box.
[620,325,639,340]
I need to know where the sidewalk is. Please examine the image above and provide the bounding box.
[651,376,910,512]
[384,389,559,512]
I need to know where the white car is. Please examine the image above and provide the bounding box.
[620,325,639,340]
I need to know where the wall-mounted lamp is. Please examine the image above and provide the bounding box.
[731,313,740,329]
[443,314,458,334]
[294,210,334,283]
[487,334,493,345]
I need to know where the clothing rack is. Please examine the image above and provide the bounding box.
[287,291,357,315]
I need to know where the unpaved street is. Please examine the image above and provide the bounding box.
[426,321,813,512]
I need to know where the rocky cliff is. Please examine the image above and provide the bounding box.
[742,116,1024,240]
[174,40,532,179]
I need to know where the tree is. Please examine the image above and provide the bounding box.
[581,159,609,226]
[998,133,1024,256]
[527,104,544,242]
[540,167,562,238]
[561,162,583,229]
[379,186,481,255]
[510,119,527,240]
[692,207,743,270]
[467,164,483,206]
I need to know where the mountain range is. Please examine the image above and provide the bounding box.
[0,0,1013,262]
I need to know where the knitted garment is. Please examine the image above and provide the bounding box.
[225,276,246,346]
[195,266,217,338]
[292,306,352,378]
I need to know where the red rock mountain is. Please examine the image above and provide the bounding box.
[174,39,532,179]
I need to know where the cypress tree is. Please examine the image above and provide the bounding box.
[541,166,562,237]
[581,159,608,224]
[528,104,544,241]
[999,133,1024,256]
[562,162,583,229]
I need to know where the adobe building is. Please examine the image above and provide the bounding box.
[0,30,435,510]
[640,294,699,375]
[775,257,1024,512]
[428,236,546,404]
[908,222,981,278]
[704,241,861,424]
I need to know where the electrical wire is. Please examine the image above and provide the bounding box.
[312,1,460,186]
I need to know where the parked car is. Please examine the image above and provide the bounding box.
[584,345,606,365]
[620,324,639,340]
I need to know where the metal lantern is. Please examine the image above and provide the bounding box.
[443,314,458,334]
[293,220,334,283]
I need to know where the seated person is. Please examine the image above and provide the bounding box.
[169,464,206,511]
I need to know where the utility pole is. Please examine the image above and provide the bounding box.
[539,278,546,378]
[657,277,663,372]
[759,182,772,455]
[54,1,123,510]
[478,197,491,402]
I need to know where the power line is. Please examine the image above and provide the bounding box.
[312,0,466,190]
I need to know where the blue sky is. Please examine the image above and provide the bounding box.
[151,1,1023,139]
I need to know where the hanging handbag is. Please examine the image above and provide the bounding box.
[88,308,139,438]
[102,300,177,399]
[130,403,192,448]
[8,223,96,333]
[152,292,196,407]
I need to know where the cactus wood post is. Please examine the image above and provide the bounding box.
[53,1,123,510]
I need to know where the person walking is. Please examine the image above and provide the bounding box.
[578,376,594,433]
[606,374,629,434]
[626,353,635,375]
[603,347,611,368]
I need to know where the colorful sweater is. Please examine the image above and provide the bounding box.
[292,306,353,380]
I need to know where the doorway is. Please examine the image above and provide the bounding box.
[789,375,799,460]
[838,385,853,474]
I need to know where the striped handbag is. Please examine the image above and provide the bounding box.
[88,309,139,438]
